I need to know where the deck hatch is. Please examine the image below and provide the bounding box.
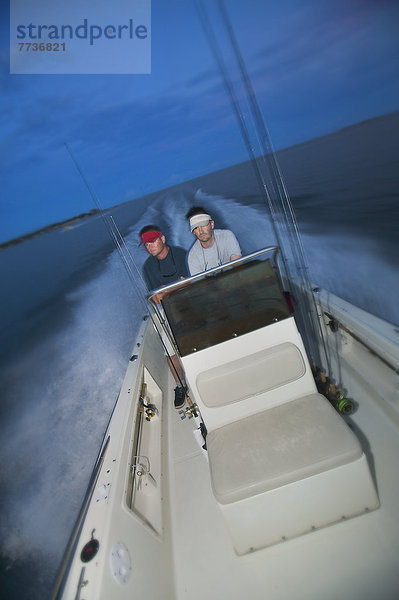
[126,368,163,536]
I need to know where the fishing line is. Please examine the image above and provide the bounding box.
[216,0,328,370]
[195,0,330,373]
[64,143,186,389]
[109,214,188,387]
[64,142,154,310]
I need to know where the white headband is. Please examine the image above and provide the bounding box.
[189,213,212,232]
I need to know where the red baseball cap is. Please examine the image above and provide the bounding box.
[140,230,162,245]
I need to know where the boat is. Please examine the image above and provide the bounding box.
[52,5,399,598]
[51,243,399,600]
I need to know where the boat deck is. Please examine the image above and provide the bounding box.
[56,307,399,600]
[168,378,399,600]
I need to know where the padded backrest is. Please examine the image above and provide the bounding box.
[182,317,317,431]
[197,342,305,408]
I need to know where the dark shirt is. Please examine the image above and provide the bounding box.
[143,246,188,290]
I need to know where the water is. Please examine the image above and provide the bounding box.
[0,113,398,598]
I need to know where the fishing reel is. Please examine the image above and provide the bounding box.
[138,381,158,421]
[312,366,354,415]
[143,402,158,421]
[139,396,158,421]
[179,402,199,420]
[178,393,199,420]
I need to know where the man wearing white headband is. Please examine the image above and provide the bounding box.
[186,206,241,275]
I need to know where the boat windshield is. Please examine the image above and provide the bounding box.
[148,247,291,357]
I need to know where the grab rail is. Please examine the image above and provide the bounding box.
[147,245,280,304]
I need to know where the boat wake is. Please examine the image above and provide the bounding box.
[134,188,398,326]
[0,250,139,593]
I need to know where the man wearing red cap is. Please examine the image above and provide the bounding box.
[140,225,188,290]
[140,225,188,408]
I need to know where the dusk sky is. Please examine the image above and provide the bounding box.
[1,0,398,244]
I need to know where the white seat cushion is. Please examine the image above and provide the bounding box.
[207,393,362,504]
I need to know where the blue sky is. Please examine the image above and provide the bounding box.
[1,0,398,243]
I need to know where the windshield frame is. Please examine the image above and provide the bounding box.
[147,246,280,301]
[147,247,291,357]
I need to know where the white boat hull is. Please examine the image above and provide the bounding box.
[54,284,399,600]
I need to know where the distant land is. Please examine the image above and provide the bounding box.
[0,209,101,250]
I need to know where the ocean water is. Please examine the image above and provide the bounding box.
[0,112,398,598]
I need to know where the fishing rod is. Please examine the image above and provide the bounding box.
[195,0,331,374]
[64,143,187,390]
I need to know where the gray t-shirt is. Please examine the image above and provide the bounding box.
[188,229,241,275]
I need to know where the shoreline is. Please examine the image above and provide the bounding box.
[0,208,100,250]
